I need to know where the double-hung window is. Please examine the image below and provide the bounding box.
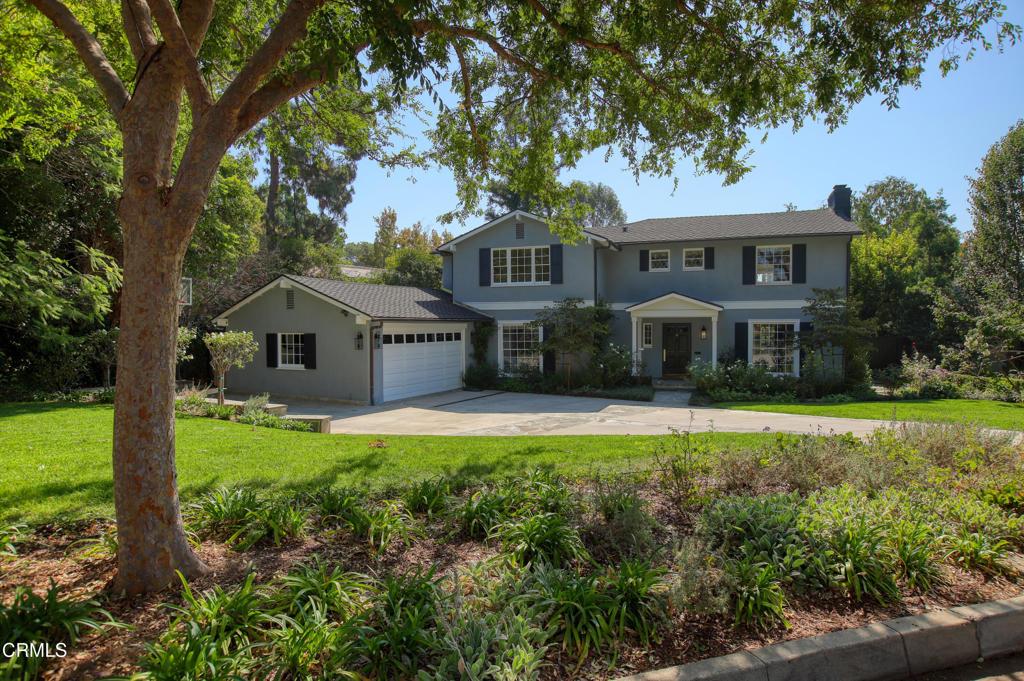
[492,246,550,285]
[649,249,670,272]
[750,322,797,375]
[501,324,541,372]
[683,248,705,270]
[279,333,305,369]
[642,323,653,348]
[756,245,792,284]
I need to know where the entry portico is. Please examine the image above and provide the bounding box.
[626,292,722,377]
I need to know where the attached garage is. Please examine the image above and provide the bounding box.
[381,323,466,402]
[215,275,490,405]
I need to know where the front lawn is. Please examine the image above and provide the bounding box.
[717,397,1024,430]
[0,402,765,523]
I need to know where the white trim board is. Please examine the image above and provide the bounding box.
[461,300,595,310]
[215,275,369,324]
[607,300,807,311]
[435,210,614,252]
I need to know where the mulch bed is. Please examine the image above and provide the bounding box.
[2,486,1022,680]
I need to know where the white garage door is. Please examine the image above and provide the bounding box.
[381,324,466,402]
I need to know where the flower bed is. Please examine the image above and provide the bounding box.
[2,423,1022,679]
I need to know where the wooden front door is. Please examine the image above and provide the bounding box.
[662,323,691,377]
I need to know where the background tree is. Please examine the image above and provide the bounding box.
[483,178,628,229]
[850,178,961,364]
[18,0,1016,594]
[88,327,120,388]
[936,121,1024,372]
[204,331,258,406]
[801,288,876,393]
[371,208,399,268]
[383,250,443,288]
[568,181,628,228]
[532,298,608,388]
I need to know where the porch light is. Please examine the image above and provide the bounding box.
[355,331,364,350]
[700,325,708,340]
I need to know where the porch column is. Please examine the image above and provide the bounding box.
[711,315,718,368]
[630,315,639,375]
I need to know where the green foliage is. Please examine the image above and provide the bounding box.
[188,487,307,551]
[587,478,660,560]
[277,559,371,619]
[204,331,259,404]
[801,288,876,392]
[531,298,611,388]
[345,501,417,554]
[402,477,453,517]
[651,428,714,506]
[464,362,500,389]
[354,569,440,679]
[691,360,796,402]
[493,513,589,567]
[523,567,615,662]
[727,557,789,630]
[605,559,667,645]
[0,582,121,679]
[2,524,26,557]
[383,249,443,289]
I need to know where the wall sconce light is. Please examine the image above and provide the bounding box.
[373,331,382,350]
[355,331,364,350]
[700,325,708,340]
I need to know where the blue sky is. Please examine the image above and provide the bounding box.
[340,10,1024,243]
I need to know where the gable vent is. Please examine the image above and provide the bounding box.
[515,222,525,239]
[286,289,295,309]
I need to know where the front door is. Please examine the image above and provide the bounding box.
[662,323,691,377]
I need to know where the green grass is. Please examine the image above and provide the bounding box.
[0,402,768,524]
[718,398,1024,431]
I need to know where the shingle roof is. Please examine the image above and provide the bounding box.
[288,275,491,321]
[589,208,860,244]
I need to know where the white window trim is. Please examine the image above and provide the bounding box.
[278,332,306,370]
[648,248,671,272]
[642,322,653,348]
[748,319,800,377]
[682,247,705,271]
[755,244,793,286]
[491,246,552,287]
[497,321,544,373]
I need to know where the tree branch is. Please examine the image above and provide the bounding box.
[235,68,326,137]
[411,19,550,82]
[217,0,325,115]
[27,0,130,118]
[453,41,487,168]
[178,0,214,51]
[121,0,157,62]
[521,0,666,92]
[149,0,213,118]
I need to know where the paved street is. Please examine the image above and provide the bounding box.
[916,654,1024,681]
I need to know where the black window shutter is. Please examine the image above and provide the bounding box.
[542,325,555,374]
[266,333,278,368]
[639,249,649,272]
[704,246,715,270]
[479,248,491,286]
[302,333,317,369]
[734,322,748,362]
[742,246,755,285]
[793,244,807,284]
[550,244,563,284]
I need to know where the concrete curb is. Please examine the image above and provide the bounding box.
[613,595,1024,681]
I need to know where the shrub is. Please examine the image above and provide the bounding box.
[188,486,262,539]
[651,427,714,506]
[403,477,453,517]
[827,518,900,603]
[464,362,499,389]
[188,487,307,550]
[174,385,210,416]
[277,559,372,618]
[727,557,788,630]
[459,470,574,539]
[2,524,26,557]
[238,410,313,431]
[605,559,667,645]
[0,582,120,679]
[346,501,416,554]
[460,488,514,539]
[896,351,961,399]
[524,566,615,661]
[692,360,796,401]
[354,569,440,678]
[493,513,589,567]
[587,479,659,560]
[889,520,944,592]
[308,486,363,525]
[946,529,1010,574]
[228,499,308,550]
[668,537,733,616]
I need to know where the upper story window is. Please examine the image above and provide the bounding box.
[756,245,791,285]
[279,333,305,369]
[683,248,704,270]
[649,249,670,272]
[493,246,550,286]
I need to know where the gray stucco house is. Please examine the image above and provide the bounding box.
[217,184,859,404]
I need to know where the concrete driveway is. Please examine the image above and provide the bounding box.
[276,390,892,437]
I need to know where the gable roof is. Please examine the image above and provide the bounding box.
[218,275,491,322]
[588,208,860,244]
[625,291,724,313]
[435,210,613,252]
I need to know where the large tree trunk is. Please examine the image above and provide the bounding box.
[112,213,209,594]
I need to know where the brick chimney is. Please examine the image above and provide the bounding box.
[828,184,852,221]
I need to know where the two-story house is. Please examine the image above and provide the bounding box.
[216,185,859,404]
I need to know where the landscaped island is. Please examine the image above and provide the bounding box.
[2,403,1021,679]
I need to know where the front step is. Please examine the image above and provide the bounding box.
[652,378,695,391]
